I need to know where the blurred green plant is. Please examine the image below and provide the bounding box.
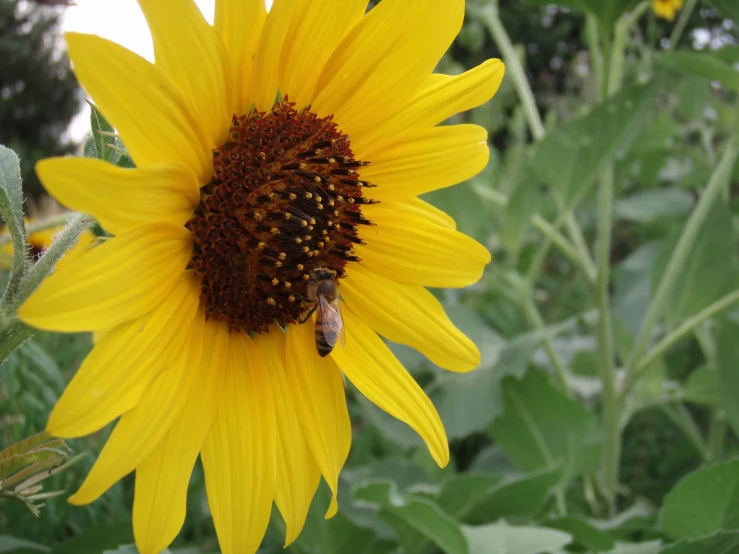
[0,431,83,517]
[1,0,739,553]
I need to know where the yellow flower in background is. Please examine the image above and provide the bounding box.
[18,0,504,552]
[653,0,683,21]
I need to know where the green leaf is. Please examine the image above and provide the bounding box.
[545,516,616,552]
[659,459,739,540]
[717,320,739,438]
[354,481,469,554]
[462,521,571,554]
[677,77,710,121]
[432,311,587,439]
[88,101,116,162]
[0,536,50,553]
[659,531,739,554]
[52,523,135,554]
[682,366,719,406]
[614,189,693,223]
[82,134,98,159]
[658,52,739,93]
[652,200,739,328]
[438,467,559,524]
[710,0,739,21]
[499,167,541,254]
[294,483,395,554]
[613,242,662,335]
[489,370,601,485]
[19,341,65,391]
[463,467,560,524]
[531,79,662,208]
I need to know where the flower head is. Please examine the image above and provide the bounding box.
[652,0,683,21]
[18,1,504,552]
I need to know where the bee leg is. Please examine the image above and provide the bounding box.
[298,305,317,324]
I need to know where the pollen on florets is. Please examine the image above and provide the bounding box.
[186,100,377,333]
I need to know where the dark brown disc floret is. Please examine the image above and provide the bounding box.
[186,100,377,333]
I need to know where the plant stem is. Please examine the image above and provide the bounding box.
[475,0,545,141]
[624,288,739,392]
[585,15,606,99]
[595,163,619,514]
[662,404,709,460]
[522,293,571,397]
[0,212,83,249]
[667,0,699,51]
[595,9,630,513]
[708,412,727,461]
[624,134,739,384]
[473,185,597,281]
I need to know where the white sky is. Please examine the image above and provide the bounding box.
[62,0,271,141]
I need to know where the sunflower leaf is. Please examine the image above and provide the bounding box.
[531,79,663,209]
[354,481,469,554]
[87,101,116,163]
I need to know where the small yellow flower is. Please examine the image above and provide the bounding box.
[18,1,504,553]
[653,0,683,21]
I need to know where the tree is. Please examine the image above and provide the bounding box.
[0,0,81,198]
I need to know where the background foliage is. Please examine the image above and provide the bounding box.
[1,0,739,553]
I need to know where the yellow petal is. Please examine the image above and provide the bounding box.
[332,305,449,467]
[313,0,464,139]
[44,273,201,438]
[279,0,368,109]
[252,0,298,112]
[285,321,351,516]
[69,308,205,505]
[355,202,491,288]
[352,59,504,153]
[36,158,199,236]
[138,0,230,147]
[65,33,212,182]
[56,231,97,270]
[214,0,267,116]
[201,333,277,554]
[400,197,456,230]
[18,223,192,332]
[357,124,489,202]
[341,265,479,372]
[132,318,229,554]
[255,328,321,547]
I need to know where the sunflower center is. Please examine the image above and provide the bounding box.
[187,100,376,333]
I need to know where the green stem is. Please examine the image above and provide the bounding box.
[595,163,619,514]
[0,320,36,365]
[624,288,739,392]
[0,212,82,249]
[475,1,545,141]
[595,9,631,513]
[564,214,597,283]
[662,404,709,460]
[708,413,727,461]
[667,0,699,51]
[472,177,595,282]
[624,134,739,384]
[522,293,571,397]
[585,15,606,100]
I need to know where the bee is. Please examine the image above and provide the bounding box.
[300,267,345,357]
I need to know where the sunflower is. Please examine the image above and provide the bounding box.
[18,0,504,552]
[652,0,683,21]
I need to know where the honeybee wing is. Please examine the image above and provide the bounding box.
[317,294,345,348]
